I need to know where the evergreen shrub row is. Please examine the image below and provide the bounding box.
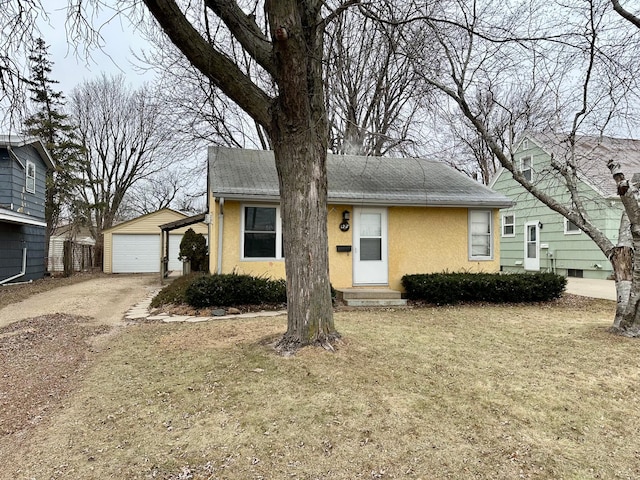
[152,273,337,309]
[184,273,287,308]
[401,272,567,305]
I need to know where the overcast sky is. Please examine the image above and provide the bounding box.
[37,2,153,96]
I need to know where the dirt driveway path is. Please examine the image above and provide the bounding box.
[0,274,160,328]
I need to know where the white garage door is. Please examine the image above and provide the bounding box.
[112,234,160,273]
[112,234,202,273]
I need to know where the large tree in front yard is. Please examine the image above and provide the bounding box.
[141,0,342,351]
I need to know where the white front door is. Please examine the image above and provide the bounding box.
[353,207,388,285]
[524,221,540,271]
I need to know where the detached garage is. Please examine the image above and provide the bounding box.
[103,208,209,274]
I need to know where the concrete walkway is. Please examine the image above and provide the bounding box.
[565,277,616,301]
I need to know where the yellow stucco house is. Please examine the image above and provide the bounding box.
[207,147,513,292]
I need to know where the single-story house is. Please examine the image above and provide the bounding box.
[490,133,640,280]
[207,147,513,292]
[102,208,208,274]
[0,135,54,284]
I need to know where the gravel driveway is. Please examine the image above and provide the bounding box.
[0,274,159,329]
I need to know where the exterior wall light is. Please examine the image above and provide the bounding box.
[340,210,350,231]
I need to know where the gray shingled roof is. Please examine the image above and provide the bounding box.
[209,147,513,208]
[527,133,640,198]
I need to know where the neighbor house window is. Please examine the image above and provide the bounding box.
[469,210,493,260]
[521,156,532,181]
[26,161,36,193]
[564,218,581,235]
[242,205,283,259]
[522,138,529,150]
[502,214,515,237]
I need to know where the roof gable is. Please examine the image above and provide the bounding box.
[103,208,189,234]
[209,147,512,208]
[0,135,55,169]
[520,133,640,198]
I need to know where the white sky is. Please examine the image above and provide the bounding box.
[36,2,153,95]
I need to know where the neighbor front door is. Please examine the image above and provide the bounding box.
[353,207,388,285]
[524,221,540,271]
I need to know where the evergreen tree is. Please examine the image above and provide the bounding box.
[23,38,85,269]
[179,228,208,272]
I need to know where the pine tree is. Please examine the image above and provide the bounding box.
[24,38,85,270]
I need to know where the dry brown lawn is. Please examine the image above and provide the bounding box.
[2,295,639,479]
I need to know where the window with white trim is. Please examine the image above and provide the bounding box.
[26,161,36,193]
[469,210,493,260]
[522,138,529,150]
[521,156,532,181]
[242,205,284,259]
[564,218,581,235]
[502,214,515,237]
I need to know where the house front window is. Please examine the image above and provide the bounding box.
[242,205,283,259]
[469,210,493,260]
[521,156,532,182]
[502,214,515,237]
[26,161,36,193]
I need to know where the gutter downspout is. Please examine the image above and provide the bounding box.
[7,145,25,170]
[0,247,27,285]
[217,197,224,274]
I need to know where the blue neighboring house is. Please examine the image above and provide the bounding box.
[0,135,55,284]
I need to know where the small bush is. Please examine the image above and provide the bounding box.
[151,273,206,308]
[185,273,288,308]
[401,272,566,305]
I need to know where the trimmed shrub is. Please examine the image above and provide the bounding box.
[401,272,566,305]
[151,273,206,308]
[184,273,287,308]
[153,273,336,309]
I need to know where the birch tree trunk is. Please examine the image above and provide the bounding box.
[608,161,640,335]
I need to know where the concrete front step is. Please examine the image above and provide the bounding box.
[338,288,407,307]
[340,288,402,300]
[344,298,408,307]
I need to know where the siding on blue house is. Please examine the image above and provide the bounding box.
[0,144,47,220]
[0,137,53,283]
[0,223,46,281]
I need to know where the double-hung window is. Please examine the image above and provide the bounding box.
[521,156,532,182]
[242,205,283,259]
[502,214,515,237]
[469,210,493,260]
[26,161,36,193]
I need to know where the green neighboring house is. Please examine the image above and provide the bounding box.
[490,133,640,280]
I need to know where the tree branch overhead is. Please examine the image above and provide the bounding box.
[142,0,273,128]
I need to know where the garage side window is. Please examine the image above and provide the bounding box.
[469,210,493,260]
[242,206,283,259]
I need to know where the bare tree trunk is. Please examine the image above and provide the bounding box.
[609,213,633,329]
[273,138,337,351]
[269,1,339,352]
[608,163,640,336]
